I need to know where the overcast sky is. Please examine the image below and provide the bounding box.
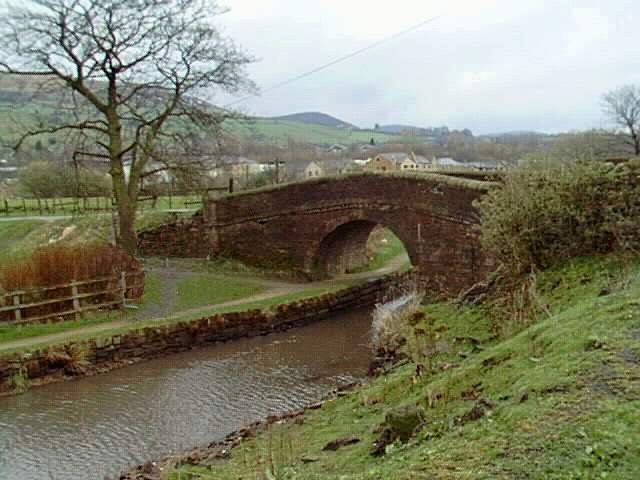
[212,0,639,134]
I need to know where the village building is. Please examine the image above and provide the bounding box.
[364,152,406,172]
[327,144,348,154]
[304,160,325,178]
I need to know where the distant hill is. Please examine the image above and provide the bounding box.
[269,112,357,129]
[376,124,420,134]
[481,131,552,138]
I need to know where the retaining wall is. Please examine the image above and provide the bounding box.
[0,272,413,395]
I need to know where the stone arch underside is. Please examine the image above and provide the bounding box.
[311,220,413,278]
[313,220,378,277]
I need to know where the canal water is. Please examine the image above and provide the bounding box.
[0,307,374,480]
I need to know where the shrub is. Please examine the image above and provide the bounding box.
[0,243,141,291]
[475,159,640,275]
[18,161,111,198]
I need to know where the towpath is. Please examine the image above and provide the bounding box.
[0,253,409,352]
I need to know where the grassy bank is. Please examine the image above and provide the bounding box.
[0,195,201,217]
[0,212,184,263]
[0,278,356,354]
[172,255,640,479]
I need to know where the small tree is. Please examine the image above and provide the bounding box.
[602,85,640,155]
[1,0,254,253]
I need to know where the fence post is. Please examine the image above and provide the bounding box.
[3,199,8,216]
[119,272,127,306]
[71,281,82,321]
[13,294,21,322]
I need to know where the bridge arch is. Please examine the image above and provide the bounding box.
[311,219,415,278]
[139,174,496,295]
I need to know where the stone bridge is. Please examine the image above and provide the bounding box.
[139,173,497,295]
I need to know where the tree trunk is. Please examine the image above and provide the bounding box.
[118,200,138,255]
[111,166,139,256]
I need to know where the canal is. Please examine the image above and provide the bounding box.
[0,307,374,480]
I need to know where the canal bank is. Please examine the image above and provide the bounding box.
[0,272,413,396]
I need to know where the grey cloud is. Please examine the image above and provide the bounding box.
[217,0,640,134]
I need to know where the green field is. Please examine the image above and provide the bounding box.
[0,212,188,265]
[228,118,408,146]
[0,195,202,217]
[1,90,415,149]
[173,255,640,479]
[174,274,265,311]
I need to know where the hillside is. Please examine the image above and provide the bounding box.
[172,255,640,479]
[376,124,422,134]
[228,117,407,146]
[269,112,357,129]
[0,87,404,148]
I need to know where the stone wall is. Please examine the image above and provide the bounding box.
[0,272,413,396]
[137,214,211,258]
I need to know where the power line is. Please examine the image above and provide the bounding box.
[225,15,442,108]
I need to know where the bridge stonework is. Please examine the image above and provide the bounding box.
[204,174,493,295]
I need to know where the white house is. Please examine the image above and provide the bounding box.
[304,161,324,179]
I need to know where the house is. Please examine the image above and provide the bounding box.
[324,158,355,176]
[414,155,434,170]
[282,160,325,181]
[327,144,347,154]
[398,155,418,171]
[229,157,261,178]
[365,152,409,172]
[304,161,325,179]
[433,157,462,169]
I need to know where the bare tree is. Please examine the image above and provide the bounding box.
[602,85,640,156]
[0,0,254,253]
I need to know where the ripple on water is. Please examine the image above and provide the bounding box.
[0,307,373,480]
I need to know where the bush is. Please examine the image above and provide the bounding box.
[18,161,111,198]
[476,159,640,274]
[0,243,141,291]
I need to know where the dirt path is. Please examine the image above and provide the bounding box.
[132,267,193,321]
[0,254,410,352]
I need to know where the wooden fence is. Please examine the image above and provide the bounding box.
[0,271,145,325]
[0,195,205,217]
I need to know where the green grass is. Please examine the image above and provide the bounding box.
[225,118,410,146]
[0,220,44,263]
[172,255,640,479]
[0,212,186,268]
[0,196,201,217]
[209,282,355,315]
[0,313,126,344]
[0,278,358,353]
[2,92,413,148]
[174,274,265,310]
[363,228,408,272]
